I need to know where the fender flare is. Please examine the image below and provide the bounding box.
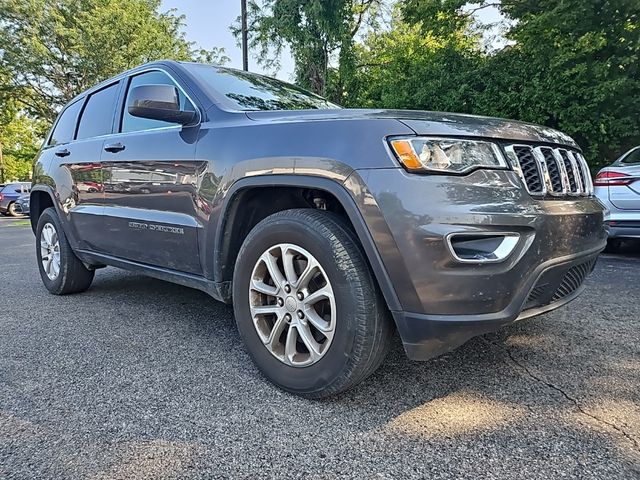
[28,185,61,234]
[211,174,402,312]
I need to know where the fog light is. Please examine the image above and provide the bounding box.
[446,233,519,263]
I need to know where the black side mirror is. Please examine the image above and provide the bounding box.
[127,84,197,125]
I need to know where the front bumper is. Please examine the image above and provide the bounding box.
[16,203,29,215]
[347,167,607,360]
[395,247,600,360]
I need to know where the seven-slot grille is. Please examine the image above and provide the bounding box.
[504,145,593,197]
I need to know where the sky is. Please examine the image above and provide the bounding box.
[161,0,296,79]
[160,1,505,80]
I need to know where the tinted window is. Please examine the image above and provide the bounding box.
[77,83,120,140]
[186,64,340,111]
[620,148,640,165]
[121,70,194,133]
[48,100,83,146]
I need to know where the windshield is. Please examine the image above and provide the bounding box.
[185,64,341,112]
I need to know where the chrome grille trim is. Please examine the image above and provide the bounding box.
[575,152,594,195]
[506,144,593,197]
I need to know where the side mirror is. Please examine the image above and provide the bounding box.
[127,84,197,125]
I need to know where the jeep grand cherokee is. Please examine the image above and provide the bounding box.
[29,61,606,398]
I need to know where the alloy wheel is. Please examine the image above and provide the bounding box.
[40,223,61,280]
[249,243,336,367]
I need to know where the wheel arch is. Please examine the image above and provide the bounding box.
[211,175,401,311]
[29,186,57,234]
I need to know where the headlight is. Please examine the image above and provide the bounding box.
[389,137,508,174]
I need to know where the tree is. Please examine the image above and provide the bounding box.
[0,0,219,123]
[345,3,484,110]
[237,0,383,98]
[0,0,230,180]
[0,111,43,181]
[498,0,640,168]
[349,0,640,169]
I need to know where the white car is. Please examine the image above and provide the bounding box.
[595,146,640,249]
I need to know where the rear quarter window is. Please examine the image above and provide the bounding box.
[619,148,640,165]
[48,100,83,146]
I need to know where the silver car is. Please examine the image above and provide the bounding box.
[595,146,640,247]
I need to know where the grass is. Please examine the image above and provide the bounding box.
[8,219,30,226]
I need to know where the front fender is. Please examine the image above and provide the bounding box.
[207,174,404,312]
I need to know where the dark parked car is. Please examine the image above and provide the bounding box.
[15,194,30,216]
[28,61,606,397]
[0,182,31,216]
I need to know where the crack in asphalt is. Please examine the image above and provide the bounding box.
[483,337,640,452]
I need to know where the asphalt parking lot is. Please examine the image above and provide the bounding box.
[1,215,639,479]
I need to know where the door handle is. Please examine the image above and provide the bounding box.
[55,148,70,157]
[104,142,125,153]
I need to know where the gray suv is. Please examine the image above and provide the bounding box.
[29,61,606,397]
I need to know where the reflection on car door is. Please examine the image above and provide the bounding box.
[47,83,120,250]
[100,69,204,274]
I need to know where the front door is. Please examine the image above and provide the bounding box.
[100,69,203,274]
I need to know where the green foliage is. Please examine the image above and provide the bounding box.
[0,0,229,180]
[194,47,231,66]
[0,102,45,181]
[498,0,640,167]
[0,116,43,181]
[0,0,215,122]
[238,0,382,97]
[348,0,640,169]
[345,6,483,110]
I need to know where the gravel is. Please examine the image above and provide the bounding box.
[1,216,639,479]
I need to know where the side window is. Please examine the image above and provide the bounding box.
[621,148,640,165]
[76,82,120,140]
[121,70,194,133]
[48,100,83,146]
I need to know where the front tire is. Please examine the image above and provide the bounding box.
[36,207,95,295]
[7,202,20,217]
[232,209,393,398]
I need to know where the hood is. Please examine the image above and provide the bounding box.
[245,108,579,149]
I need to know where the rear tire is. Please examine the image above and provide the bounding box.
[232,209,393,398]
[605,238,624,253]
[36,207,95,295]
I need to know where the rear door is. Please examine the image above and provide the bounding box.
[52,82,120,251]
[100,69,203,274]
[609,147,640,210]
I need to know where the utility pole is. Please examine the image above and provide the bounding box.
[0,141,4,184]
[241,0,249,71]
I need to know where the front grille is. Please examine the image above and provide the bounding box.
[524,258,597,311]
[551,258,596,302]
[505,144,593,197]
[524,284,548,307]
